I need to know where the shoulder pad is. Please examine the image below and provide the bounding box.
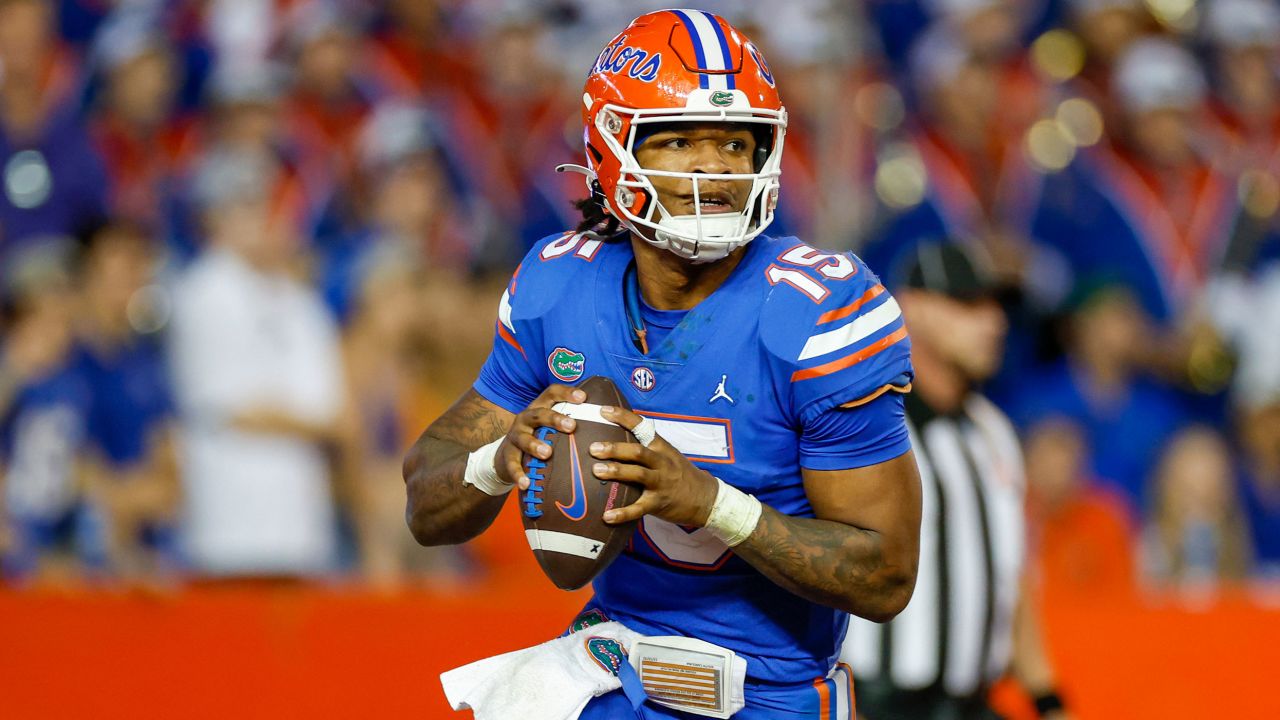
[503,231,618,325]
[758,243,912,421]
[759,243,889,361]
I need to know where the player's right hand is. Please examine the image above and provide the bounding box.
[495,384,586,489]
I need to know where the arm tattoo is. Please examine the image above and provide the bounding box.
[403,390,514,546]
[424,390,510,451]
[733,506,914,621]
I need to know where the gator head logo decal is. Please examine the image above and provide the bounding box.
[709,90,734,107]
[569,609,610,634]
[548,347,586,382]
[584,637,627,677]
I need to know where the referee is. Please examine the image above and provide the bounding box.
[841,243,1069,720]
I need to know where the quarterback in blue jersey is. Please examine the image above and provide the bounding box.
[405,11,922,719]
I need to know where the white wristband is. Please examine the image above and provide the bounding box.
[704,478,763,547]
[463,437,512,496]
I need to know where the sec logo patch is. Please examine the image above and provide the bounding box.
[631,366,656,392]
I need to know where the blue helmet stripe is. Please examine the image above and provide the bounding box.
[702,12,736,90]
[671,9,710,89]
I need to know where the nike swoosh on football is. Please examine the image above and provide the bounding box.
[556,434,589,521]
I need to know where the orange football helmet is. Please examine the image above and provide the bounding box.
[560,10,787,262]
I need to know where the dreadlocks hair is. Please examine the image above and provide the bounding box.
[574,179,622,235]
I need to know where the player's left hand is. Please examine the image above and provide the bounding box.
[589,405,719,528]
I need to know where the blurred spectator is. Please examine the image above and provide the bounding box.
[57,0,114,51]
[339,243,468,586]
[202,0,276,75]
[864,0,1058,70]
[736,1,878,246]
[0,238,92,582]
[325,102,492,422]
[1033,38,1232,328]
[933,0,1046,134]
[1023,416,1135,599]
[861,24,1060,399]
[437,10,571,265]
[89,14,193,238]
[0,0,108,247]
[932,0,1023,60]
[1142,427,1252,591]
[322,102,472,275]
[170,149,347,578]
[1201,0,1280,287]
[1231,263,1280,576]
[72,220,180,582]
[203,62,287,161]
[1007,283,1188,510]
[1238,402,1280,579]
[281,1,379,225]
[861,27,1041,288]
[1064,0,1148,98]
[1204,0,1280,171]
[365,0,475,99]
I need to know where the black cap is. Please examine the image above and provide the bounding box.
[896,241,995,301]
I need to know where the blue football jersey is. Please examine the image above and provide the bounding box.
[74,339,176,469]
[475,231,913,683]
[0,360,91,524]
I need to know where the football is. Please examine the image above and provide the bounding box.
[520,376,642,590]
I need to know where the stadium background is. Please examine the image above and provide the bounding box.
[0,0,1278,717]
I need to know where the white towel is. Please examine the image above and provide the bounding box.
[440,621,644,720]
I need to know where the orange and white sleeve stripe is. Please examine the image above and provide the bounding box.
[497,287,525,356]
[790,286,909,383]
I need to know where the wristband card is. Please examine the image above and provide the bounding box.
[629,636,745,719]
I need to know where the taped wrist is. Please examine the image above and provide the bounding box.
[462,437,511,496]
[704,477,763,547]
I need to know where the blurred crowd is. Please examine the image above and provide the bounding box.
[0,0,1277,596]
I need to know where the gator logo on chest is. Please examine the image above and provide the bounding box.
[548,347,586,382]
[568,609,610,634]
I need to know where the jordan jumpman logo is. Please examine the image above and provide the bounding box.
[709,374,735,405]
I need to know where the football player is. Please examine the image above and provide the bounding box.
[405,10,922,718]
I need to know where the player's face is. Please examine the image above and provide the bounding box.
[945,297,1006,382]
[903,291,1007,383]
[84,229,153,317]
[634,124,756,217]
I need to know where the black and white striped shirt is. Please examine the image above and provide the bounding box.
[841,391,1025,698]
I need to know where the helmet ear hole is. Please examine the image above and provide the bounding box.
[752,127,773,172]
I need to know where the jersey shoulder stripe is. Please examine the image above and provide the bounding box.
[798,293,901,361]
[757,239,913,420]
[792,326,909,382]
[817,284,885,324]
